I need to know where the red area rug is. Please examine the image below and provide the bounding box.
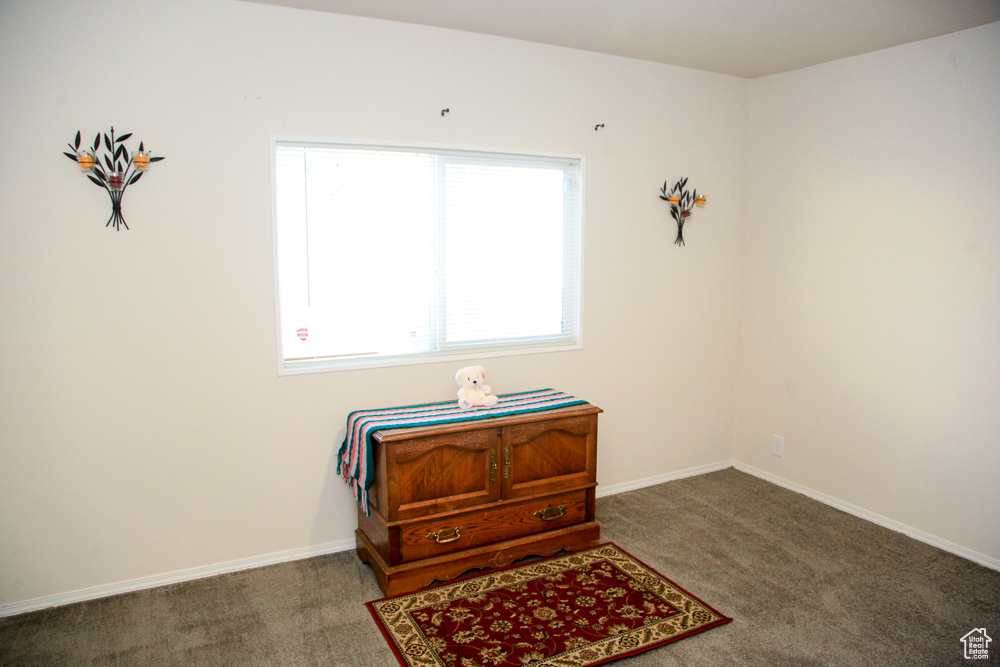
[366,543,732,667]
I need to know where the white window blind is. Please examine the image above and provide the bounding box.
[273,140,583,374]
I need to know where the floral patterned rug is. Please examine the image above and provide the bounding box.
[366,543,732,667]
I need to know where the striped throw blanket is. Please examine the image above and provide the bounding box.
[337,389,588,515]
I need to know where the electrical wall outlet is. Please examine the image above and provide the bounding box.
[772,435,785,457]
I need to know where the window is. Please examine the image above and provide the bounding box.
[272,140,583,374]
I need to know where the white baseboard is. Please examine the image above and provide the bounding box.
[596,459,734,498]
[0,538,356,618]
[6,460,996,617]
[733,461,1000,572]
[4,461,734,618]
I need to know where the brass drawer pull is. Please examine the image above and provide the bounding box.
[503,447,511,480]
[489,449,497,483]
[427,526,465,543]
[533,505,567,521]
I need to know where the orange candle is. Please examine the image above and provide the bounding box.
[77,153,95,170]
[669,196,680,205]
[133,151,149,170]
[696,195,706,206]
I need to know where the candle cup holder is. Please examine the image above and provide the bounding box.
[76,149,96,171]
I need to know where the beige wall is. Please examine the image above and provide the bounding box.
[736,22,1000,562]
[0,0,747,608]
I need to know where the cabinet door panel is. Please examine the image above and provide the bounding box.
[502,415,597,499]
[386,428,501,521]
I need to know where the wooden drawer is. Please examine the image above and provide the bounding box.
[398,490,587,562]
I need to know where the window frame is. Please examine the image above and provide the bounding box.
[270,137,585,375]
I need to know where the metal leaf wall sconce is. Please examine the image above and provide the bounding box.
[63,127,164,230]
[659,177,706,246]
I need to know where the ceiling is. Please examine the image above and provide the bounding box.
[238,0,1000,78]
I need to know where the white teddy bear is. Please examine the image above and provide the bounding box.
[455,365,499,410]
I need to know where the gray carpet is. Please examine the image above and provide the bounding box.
[2,468,998,666]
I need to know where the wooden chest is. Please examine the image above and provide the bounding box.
[355,402,602,596]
